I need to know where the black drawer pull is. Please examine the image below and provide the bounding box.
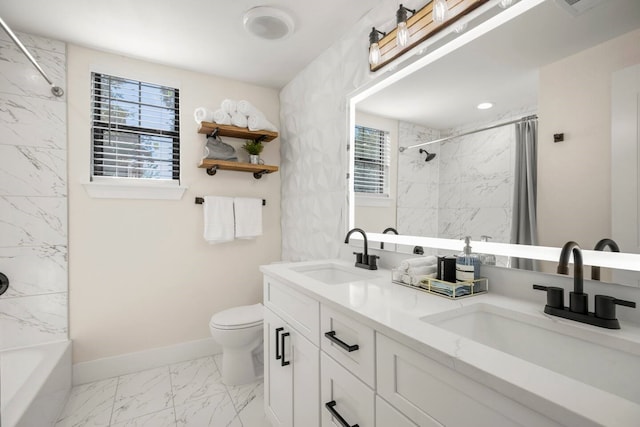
[324,331,359,352]
[275,327,284,360]
[281,331,290,366]
[325,400,359,427]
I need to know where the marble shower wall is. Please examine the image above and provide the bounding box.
[0,31,68,350]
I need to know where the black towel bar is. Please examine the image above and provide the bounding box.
[195,197,265,206]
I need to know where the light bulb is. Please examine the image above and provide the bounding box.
[433,0,449,23]
[397,22,410,47]
[369,43,381,66]
[453,21,467,33]
[499,0,514,8]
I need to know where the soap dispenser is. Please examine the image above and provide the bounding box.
[478,235,496,266]
[456,236,480,282]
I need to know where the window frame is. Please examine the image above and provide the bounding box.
[353,124,391,199]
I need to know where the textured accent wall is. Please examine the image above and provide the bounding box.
[279,0,405,261]
[0,31,68,350]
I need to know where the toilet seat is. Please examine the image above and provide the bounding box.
[210,303,263,330]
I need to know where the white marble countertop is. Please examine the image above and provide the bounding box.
[260,259,640,427]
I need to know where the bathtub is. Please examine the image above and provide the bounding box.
[1,341,72,427]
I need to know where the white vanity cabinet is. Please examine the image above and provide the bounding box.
[263,277,320,427]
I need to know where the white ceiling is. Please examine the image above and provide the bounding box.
[0,0,384,89]
[357,0,640,130]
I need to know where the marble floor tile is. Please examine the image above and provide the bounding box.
[111,366,173,424]
[170,356,227,407]
[54,378,117,427]
[174,393,241,427]
[56,354,270,427]
[110,408,177,427]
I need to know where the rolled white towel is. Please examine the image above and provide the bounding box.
[399,255,437,271]
[407,265,437,277]
[194,107,215,124]
[247,114,278,132]
[231,112,248,128]
[221,99,237,115]
[212,109,231,125]
[237,100,261,117]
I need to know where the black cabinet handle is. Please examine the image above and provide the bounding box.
[280,332,290,366]
[325,400,359,427]
[324,331,359,352]
[0,272,8,297]
[275,327,284,360]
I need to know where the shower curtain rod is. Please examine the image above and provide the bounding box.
[398,114,538,152]
[0,15,64,97]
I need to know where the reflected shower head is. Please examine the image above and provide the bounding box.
[419,148,436,162]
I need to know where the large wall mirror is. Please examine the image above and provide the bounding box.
[349,0,640,281]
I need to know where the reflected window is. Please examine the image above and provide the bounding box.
[354,125,390,197]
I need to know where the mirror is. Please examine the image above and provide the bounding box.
[351,0,640,272]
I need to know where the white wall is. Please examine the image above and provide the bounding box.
[354,111,398,232]
[0,32,68,350]
[67,45,281,363]
[538,29,640,257]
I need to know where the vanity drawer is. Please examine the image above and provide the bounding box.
[376,396,424,427]
[264,276,319,345]
[376,333,560,427]
[321,352,374,427]
[320,304,375,387]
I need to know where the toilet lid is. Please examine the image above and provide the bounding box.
[210,303,263,329]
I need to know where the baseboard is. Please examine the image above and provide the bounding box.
[72,338,222,385]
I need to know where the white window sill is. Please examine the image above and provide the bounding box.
[82,180,188,200]
[355,195,393,207]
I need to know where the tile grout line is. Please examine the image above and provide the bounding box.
[168,363,179,426]
[107,375,121,427]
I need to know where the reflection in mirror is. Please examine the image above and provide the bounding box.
[351,0,640,279]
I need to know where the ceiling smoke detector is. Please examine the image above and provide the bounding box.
[243,6,294,40]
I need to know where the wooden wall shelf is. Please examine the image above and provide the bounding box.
[197,122,278,142]
[198,159,279,179]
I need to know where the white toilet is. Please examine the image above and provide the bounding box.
[209,303,264,385]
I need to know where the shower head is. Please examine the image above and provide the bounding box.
[419,148,436,162]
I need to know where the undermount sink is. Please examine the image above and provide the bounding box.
[421,303,640,404]
[291,262,377,285]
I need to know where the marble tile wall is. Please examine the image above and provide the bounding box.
[0,30,68,350]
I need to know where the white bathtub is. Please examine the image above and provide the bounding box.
[1,341,72,427]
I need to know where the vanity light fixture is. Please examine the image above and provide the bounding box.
[432,0,450,23]
[396,4,417,48]
[499,0,515,8]
[369,27,386,66]
[477,102,493,110]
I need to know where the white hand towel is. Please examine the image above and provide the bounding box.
[237,100,260,117]
[213,109,231,125]
[194,107,215,124]
[247,114,278,132]
[407,264,437,277]
[231,112,248,128]
[399,255,437,271]
[234,197,262,239]
[221,99,237,115]
[203,196,235,244]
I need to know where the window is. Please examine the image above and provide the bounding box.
[91,73,180,182]
[354,125,390,196]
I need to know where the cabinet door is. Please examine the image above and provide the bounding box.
[320,353,374,427]
[264,308,292,427]
[291,323,320,427]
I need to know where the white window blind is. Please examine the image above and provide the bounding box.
[354,125,390,196]
[91,73,180,181]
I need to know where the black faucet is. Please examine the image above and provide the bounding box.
[591,238,620,281]
[344,228,379,270]
[380,227,398,250]
[533,241,635,329]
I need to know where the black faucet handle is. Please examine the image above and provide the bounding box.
[352,252,363,264]
[533,284,565,309]
[367,254,379,270]
[595,295,636,320]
